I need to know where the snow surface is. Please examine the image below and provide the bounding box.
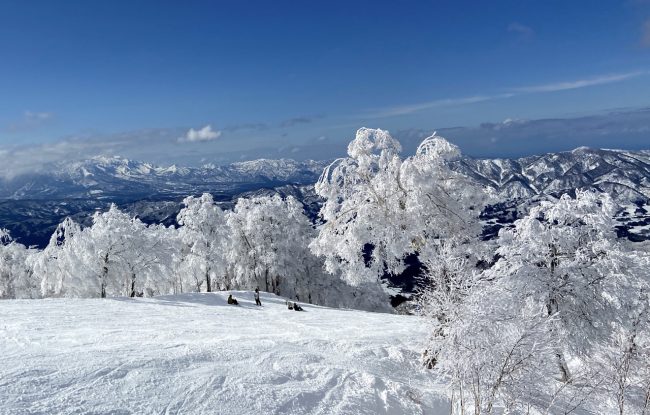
[0,291,448,415]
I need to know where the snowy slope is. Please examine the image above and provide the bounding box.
[0,291,447,415]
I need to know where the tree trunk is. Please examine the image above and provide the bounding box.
[264,269,269,293]
[205,269,211,292]
[547,245,571,382]
[101,252,109,298]
[546,296,571,382]
[273,275,281,295]
[130,273,136,297]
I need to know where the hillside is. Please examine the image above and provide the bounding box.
[0,291,447,415]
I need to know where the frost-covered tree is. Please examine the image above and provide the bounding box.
[39,206,150,298]
[85,205,148,298]
[225,194,379,308]
[492,191,621,382]
[176,193,229,292]
[227,195,313,295]
[32,217,82,297]
[432,190,650,413]
[596,241,650,415]
[120,223,179,297]
[311,128,486,289]
[0,229,38,299]
[33,210,180,298]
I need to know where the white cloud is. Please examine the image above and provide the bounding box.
[0,128,183,179]
[512,71,646,93]
[366,94,515,118]
[178,125,221,143]
[364,71,647,118]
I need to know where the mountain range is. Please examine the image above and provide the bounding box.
[0,147,649,248]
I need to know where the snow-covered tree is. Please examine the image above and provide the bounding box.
[596,241,650,415]
[85,205,149,298]
[492,191,621,381]
[311,128,486,289]
[176,193,229,292]
[120,223,179,297]
[0,229,39,299]
[39,206,151,298]
[32,217,82,297]
[431,190,650,413]
[225,194,377,308]
[227,195,312,294]
[32,209,180,298]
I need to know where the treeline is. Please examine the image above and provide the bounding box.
[0,193,387,311]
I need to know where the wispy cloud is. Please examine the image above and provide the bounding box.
[512,71,646,93]
[177,125,222,143]
[0,137,122,179]
[0,127,205,178]
[507,22,534,39]
[367,94,515,118]
[365,71,647,118]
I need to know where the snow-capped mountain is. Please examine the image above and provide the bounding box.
[454,148,650,241]
[5,146,648,203]
[454,147,650,202]
[0,156,328,200]
[0,157,328,247]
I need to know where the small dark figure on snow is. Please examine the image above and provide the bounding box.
[286,300,293,310]
[293,302,303,311]
[227,294,238,305]
[254,287,262,306]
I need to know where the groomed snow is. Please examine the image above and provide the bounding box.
[0,291,448,414]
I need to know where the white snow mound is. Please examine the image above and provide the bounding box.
[0,291,448,414]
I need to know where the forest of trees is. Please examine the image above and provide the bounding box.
[0,193,387,311]
[1,128,649,413]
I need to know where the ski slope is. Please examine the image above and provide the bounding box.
[0,291,449,414]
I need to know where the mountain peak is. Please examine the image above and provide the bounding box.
[571,146,594,154]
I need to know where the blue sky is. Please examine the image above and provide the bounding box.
[1,0,650,171]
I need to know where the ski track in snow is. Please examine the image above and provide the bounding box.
[0,292,448,415]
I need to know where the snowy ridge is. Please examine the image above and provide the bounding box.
[2,148,649,202]
[455,147,650,202]
[0,291,447,414]
[0,156,329,200]
[1,148,650,202]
